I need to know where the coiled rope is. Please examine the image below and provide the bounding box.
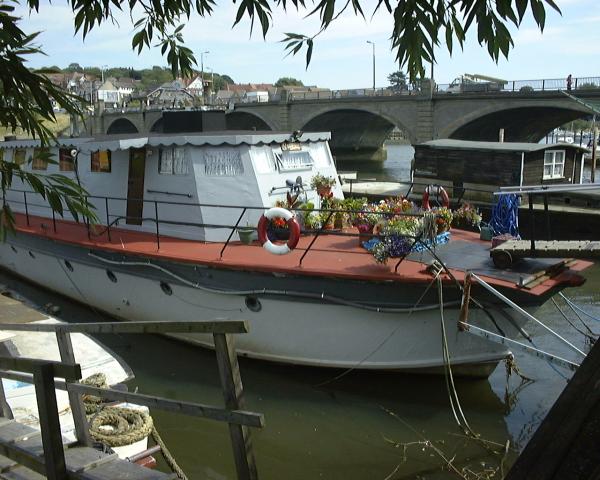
[489,194,520,237]
[81,373,188,480]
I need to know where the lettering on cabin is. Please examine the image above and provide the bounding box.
[204,149,244,176]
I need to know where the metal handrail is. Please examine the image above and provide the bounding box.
[3,188,439,263]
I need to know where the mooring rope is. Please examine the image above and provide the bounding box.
[437,277,474,436]
[80,373,188,479]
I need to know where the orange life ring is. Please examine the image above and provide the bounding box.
[257,207,301,255]
[422,185,449,210]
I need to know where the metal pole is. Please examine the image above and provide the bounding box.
[154,201,160,251]
[105,197,111,242]
[592,119,598,183]
[23,191,29,226]
[367,41,375,90]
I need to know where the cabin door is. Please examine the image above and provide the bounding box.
[126,148,146,225]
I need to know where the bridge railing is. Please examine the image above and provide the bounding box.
[435,76,600,94]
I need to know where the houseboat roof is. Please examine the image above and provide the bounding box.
[419,139,590,153]
[0,131,331,152]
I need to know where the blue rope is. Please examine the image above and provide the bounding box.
[489,194,520,238]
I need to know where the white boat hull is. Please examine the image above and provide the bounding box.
[0,237,525,376]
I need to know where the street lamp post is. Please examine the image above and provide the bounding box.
[366,41,375,90]
[200,50,209,104]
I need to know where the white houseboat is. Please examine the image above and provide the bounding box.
[0,130,591,377]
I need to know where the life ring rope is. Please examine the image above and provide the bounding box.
[422,184,450,210]
[257,207,301,255]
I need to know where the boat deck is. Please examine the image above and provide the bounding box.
[12,213,591,296]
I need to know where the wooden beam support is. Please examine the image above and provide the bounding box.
[458,272,472,330]
[55,330,92,447]
[0,356,80,380]
[32,363,68,480]
[214,333,259,480]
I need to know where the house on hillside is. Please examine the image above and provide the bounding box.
[146,80,195,107]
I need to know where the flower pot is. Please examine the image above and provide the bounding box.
[356,224,374,246]
[317,185,332,197]
[237,227,254,245]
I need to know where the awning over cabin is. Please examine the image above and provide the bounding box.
[0,132,332,154]
[419,139,589,153]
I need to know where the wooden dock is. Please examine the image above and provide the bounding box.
[491,239,600,268]
[0,291,264,480]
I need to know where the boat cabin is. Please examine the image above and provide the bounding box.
[413,139,589,201]
[0,131,342,241]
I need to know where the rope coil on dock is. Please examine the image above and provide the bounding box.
[89,407,154,447]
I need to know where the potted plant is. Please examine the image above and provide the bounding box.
[451,203,482,231]
[310,173,336,197]
[237,223,255,245]
[432,207,453,234]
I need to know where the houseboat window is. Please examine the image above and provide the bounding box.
[13,148,26,166]
[274,151,314,171]
[32,148,48,170]
[159,147,187,175]
[252,148,275,174]
[543,150,565,179]
[59,149,75,171]
[91,150,111,173]
[309,143,333,167]
[204,150,244,176]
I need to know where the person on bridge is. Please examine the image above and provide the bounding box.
[567,74,573,91]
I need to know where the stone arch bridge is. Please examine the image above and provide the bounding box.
[91,89,600,162]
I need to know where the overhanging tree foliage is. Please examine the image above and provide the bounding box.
[0,0,561,234]
[0,0,96,236]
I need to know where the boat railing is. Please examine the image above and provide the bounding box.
[0,320,263,480]
[3,188,433,267]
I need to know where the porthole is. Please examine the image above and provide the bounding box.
[64,260,73,272]
[245,296,262,312]
[106,270,117,283]
[28,251,35,259]
[10,246,17,253]
[160,282,173,296]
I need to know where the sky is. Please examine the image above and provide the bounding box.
[16,0,600,90]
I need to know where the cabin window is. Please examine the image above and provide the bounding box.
[204,150,244,176]
[543,150,565,179]
[32,148,48,170]
[159,147,187,175]
[274,151,314,172]
[13,148,26,166]
[91,150,111,173]
[59,149,75,172]
[0,150,3,162]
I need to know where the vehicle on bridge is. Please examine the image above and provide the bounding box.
[445,74,508,94]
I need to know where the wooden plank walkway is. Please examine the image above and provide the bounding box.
[0,418,172,479]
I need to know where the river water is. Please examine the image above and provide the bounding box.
[0,144,599,478]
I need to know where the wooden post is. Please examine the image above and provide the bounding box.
[543,194,551,241]
[56,329,92,446]
[458,272,472,330]
[528,194,536,253]
[0,377,13,419]
[213,333,258,480]
[32,362,68,480]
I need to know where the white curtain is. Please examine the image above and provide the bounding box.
[173,147,187,174]
[159,148,173,174]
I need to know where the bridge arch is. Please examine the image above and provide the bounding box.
[300,108,409,162]
[106,118,139,135]
[225,111,274,131]
[150,118,164,133]
[439,102,591,142]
